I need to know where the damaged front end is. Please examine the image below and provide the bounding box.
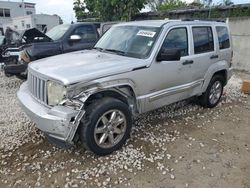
[3,50,30,79]
[18,74,137,148]
[17,68,95,147]
[2,28,52,78]
[17,81,87,147]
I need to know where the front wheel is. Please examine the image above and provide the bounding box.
[79,97,132,155]
[16,72,27,80]
[199,75,224,108]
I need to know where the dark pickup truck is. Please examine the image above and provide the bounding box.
[3,22,103,78]
[0,27,53,66]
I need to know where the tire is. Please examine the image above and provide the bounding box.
[3,67,13,77]
[4,71,12,77]
[79,97,132,156]
[16,73,27,80]
[199,75,224,108]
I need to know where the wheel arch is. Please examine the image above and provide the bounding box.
[213,70,227,86]
[202,61,229,93]
[83,85,139,115]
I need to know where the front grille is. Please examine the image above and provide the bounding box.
[28,72,47,104]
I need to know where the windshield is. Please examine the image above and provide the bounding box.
[46,24,70,41]
[95,25,160,59]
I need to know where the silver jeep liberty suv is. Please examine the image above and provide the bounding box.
[18,20,233,155]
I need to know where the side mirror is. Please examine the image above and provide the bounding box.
[157,48,181,61]
[69,35,81,42]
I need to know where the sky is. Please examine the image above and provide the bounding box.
[31,0,75,23]
[188,0,250,4]
[3,0,250,23]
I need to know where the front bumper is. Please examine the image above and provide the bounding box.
[4,63,27,76]
[17,82,84,143]
[0,63,4,71]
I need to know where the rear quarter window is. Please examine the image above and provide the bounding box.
[216,26,230,49]
[192,26,214,54]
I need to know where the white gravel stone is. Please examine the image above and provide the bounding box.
[170,174,175,180]
[0,71,246,186]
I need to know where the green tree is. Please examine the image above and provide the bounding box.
[188,1,204,9]
[147,0,164,11]
[73,0,148,22]
[202,0,213,7]
[156,0,187,11]
[73,0,95,21]
[221,0,234,6]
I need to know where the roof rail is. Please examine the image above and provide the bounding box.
[182,18,225,22]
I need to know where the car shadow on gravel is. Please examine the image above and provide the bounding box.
[1,71,249,187]
[1,96,237,166]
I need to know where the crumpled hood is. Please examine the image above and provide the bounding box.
[21,28,52,43]
[4,27,52,47]
[29,50,147,85]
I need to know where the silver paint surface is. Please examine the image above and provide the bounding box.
[18,20,233,142]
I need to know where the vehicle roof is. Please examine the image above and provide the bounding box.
[74,22,100,25]
[60,22,100,27]
[116,19,228,28]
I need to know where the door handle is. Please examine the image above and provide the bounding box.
[182,60,194,65]
[210,55,219,59]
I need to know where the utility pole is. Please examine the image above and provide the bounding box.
[208,5,211,18]
[21,0,25,16]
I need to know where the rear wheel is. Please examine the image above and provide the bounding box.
[79,97,132,155]
[199,75,224,108]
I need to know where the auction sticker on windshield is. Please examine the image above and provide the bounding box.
[137,30,156,38]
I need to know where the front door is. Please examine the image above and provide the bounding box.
[63,25,98,53]
[144,26,196,111]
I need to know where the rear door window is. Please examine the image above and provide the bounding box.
[192,26,214,54]
[216,26,230,49]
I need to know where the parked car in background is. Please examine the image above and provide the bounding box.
[1,27,52,66]
[99,22,122,35]
[3,22,118,79]
[0,35,5,45]
[17,20,233,155]
[0,35,5,65]
[0,27,53,71]
[0,27,24,64]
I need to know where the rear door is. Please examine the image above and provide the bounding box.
[190,25,218,83]
[63,25,99,53]
[215,26,232,67]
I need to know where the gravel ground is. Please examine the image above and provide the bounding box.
[0,71,249,188]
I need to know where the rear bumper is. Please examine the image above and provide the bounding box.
[17,82,84,142]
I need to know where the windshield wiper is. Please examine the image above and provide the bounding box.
[94,47,126,56]
[104,49,126,56]
[93,47,104,51]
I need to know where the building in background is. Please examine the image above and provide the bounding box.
[0,0,61,34]
[5,14,60,32]
[0,0,35,26]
